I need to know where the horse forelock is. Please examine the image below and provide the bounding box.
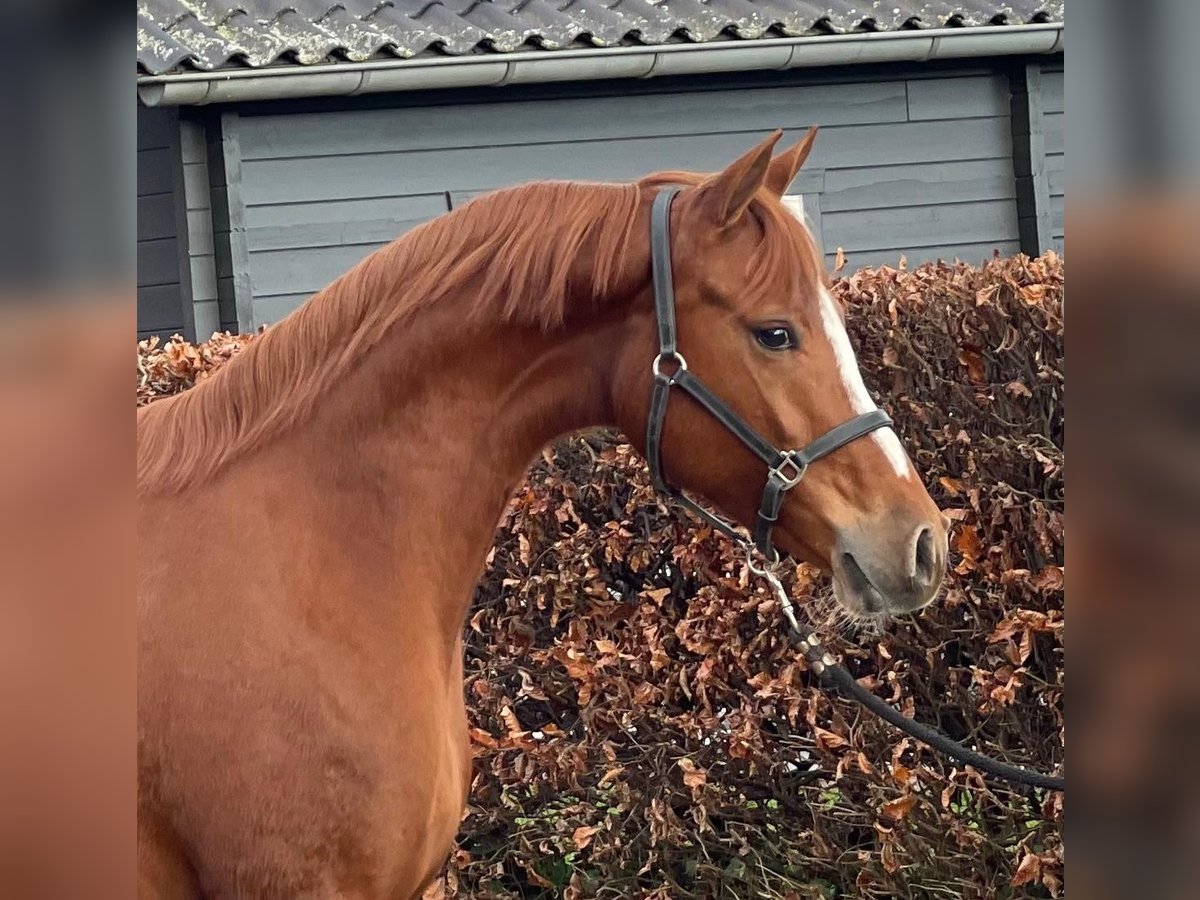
[641,170,826,305]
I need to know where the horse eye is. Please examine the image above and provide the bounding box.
[754,325,797,351]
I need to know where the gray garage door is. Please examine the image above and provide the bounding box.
[230,71,1021,328]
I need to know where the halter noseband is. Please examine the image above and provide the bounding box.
[644,187,892,563]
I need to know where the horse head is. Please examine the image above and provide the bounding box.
[613,131,948,617]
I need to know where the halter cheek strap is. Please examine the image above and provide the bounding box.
[644,187,892,562]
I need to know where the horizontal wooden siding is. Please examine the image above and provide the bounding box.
[235,71,1022,326]
[1041,64,1065,252]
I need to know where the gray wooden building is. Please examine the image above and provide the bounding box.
[136,1,1065,341]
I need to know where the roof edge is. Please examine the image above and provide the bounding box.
[138,24,1064,107]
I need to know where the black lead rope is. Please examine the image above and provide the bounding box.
[788,627,1066,792]
[644,188,1065,793]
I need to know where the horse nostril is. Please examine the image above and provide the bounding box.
[914,526,936,585]
[840,550,880,612]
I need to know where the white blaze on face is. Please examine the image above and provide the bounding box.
[780,196,913,480]
[817,287,914,480]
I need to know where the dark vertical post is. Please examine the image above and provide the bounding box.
[1010,62,1054,256]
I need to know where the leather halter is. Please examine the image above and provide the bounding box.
[644,187,892,563]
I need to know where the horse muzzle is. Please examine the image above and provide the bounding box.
[830,513,948,616]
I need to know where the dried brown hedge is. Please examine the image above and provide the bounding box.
[138,252,1065,899]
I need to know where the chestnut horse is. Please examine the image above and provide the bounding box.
[138,130,947,898]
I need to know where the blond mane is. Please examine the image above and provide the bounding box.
[137,175,820,494]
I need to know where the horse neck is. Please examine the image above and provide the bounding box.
[279,288,630,645]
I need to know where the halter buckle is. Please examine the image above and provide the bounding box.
[651,351,688,385]
[769,452,808,490]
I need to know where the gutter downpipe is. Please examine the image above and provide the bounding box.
[137,24,1063,107]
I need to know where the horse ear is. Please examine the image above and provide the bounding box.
[765,127,819,197]
[694,130,783,227]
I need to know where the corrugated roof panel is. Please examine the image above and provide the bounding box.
[744,1,835,36]
[137,0,1066,75]
[450,2,546,52]
[211,9,301,67]
[387,1,493,56]
[314,5,402,60]
[254,9,348,64]
[709,0,786,39]
[553,0,639,46]
[163,12,248,69]
[605,0,689,45]
[137,14,197,74]
[500,1,601,49]
[654,0,741,42]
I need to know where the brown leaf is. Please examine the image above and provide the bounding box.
[1005,639,1025,666]
[641,587,671,606]
[856,751,876,776]
[632,681,657,706]
[957,348,987,386]
[814,727,848,752]
[881,840,901,874]
[522,861,555,889]
[677,757,708,790]
[499,705,524,740]
[1018,627,1034,665]
[1019,283,1047,305]
[572,825,599,850]
[1011,852,1041,887]
[1032,565,1065,592]
[552,646,594,682]
[598,766,624,788]
[953,524,983,573]
[941,783,956,809]
[939,476,965,496]
[468,608,488,634]
[468,727,499,750]
[880,794,918,822]
[975,284,1000,306]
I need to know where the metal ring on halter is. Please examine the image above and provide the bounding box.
[769,452,808,490]
[651,351,688,384]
